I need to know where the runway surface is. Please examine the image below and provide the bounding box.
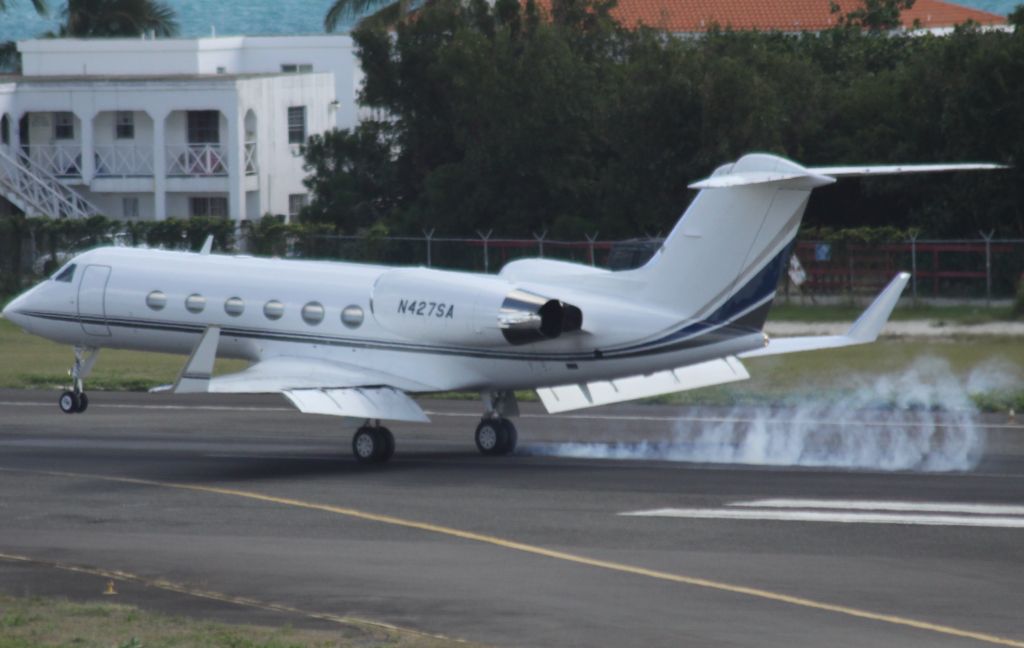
[1,388,1022,647]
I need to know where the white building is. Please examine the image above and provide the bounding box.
[0,35,362,222]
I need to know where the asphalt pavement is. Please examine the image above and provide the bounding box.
[1,389,1022,647]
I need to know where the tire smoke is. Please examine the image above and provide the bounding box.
[528,357,1017,472]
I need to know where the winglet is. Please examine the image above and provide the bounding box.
[846,272,910,343]
[199,235,214,255]
[739,272,909,359]
[173,326,221,393]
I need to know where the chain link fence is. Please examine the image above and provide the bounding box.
[3,224,1022,301]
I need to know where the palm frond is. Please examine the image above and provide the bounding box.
[325,0,395,31]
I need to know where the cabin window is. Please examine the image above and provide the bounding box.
[341,305,364,329]
[301,301,324,325]
[185,294,206,313]
[224,297,244,316]
[53,263,76,283]
[263,300,284,320]
[146,290,167,311]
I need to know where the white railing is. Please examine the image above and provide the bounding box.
[166,144,228,177]
[0,147,101,219]
[244,141,257,175]
[25,144,82,177]
[95,145,153,177]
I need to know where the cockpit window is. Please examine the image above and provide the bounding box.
[53,263,76,283]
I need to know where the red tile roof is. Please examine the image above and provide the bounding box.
[568,0,1007,32]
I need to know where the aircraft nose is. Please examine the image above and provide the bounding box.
[2,290,32,328]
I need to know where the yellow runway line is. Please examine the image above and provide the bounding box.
[5,467,1023,647]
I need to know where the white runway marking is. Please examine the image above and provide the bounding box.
[621,499,1024,528]
[735,499,1024,516]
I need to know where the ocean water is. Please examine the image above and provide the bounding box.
[0,0,1015,42]
[0,0,352,42]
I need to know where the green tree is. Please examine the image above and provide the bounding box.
[59,0,179,37]
[324,0,414,31]
[0,0,47,72]
[833,0,916,32]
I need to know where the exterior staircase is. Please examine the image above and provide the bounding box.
[0,146,101,219]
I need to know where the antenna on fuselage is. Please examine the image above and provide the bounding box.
[199,235,214,255]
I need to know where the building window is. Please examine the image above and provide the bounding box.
[115,111,134,139]
[190,197,228,218]
[54,112,74,140]
[122,197,139,219]
[287,106,306,145]
[288,193,308,218]
[187,111,220,144]
[1,115,8,145]
[281,64,313,73]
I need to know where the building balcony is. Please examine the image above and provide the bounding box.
[95,145,153,177]
[166,144,228,177]
[244,141,258,175]
[25,145,82,178]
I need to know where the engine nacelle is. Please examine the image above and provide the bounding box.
[371,269,582,347]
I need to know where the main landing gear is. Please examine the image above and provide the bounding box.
[59,346,98,415]
[351,423,395,464]
[475,390,519,457]
[475,417,518,456]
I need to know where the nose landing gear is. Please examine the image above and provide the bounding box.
[59,346,98,414]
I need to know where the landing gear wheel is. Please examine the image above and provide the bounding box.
[379,427,395,462]
[59,391,80,414]
[499,418,518,455]
[352,426,394,464]
[76,392,89,413]
[475,418,509,456]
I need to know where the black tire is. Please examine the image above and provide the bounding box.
[76,392,89,414]
[58,391,79,414]
[378,427,395,462]
[475,419,508,456]
[499,418,518,455]
[352,426,382,463]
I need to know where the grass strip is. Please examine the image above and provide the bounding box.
[0,594,463,648]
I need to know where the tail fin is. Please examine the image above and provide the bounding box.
[626,153,834,326]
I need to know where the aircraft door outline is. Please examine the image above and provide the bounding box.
[78,265,111,336]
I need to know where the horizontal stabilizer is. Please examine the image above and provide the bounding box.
[740,272,909,359]
[537,356,749,414]
[688,171,833,190]
[283,387,430,423]
[808,163,1007,177]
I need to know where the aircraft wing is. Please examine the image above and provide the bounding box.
[170,343,434,422]
[536,357,750,414]
[739,272,909,359]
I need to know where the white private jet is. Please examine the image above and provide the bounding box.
[2,153,1001,463]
